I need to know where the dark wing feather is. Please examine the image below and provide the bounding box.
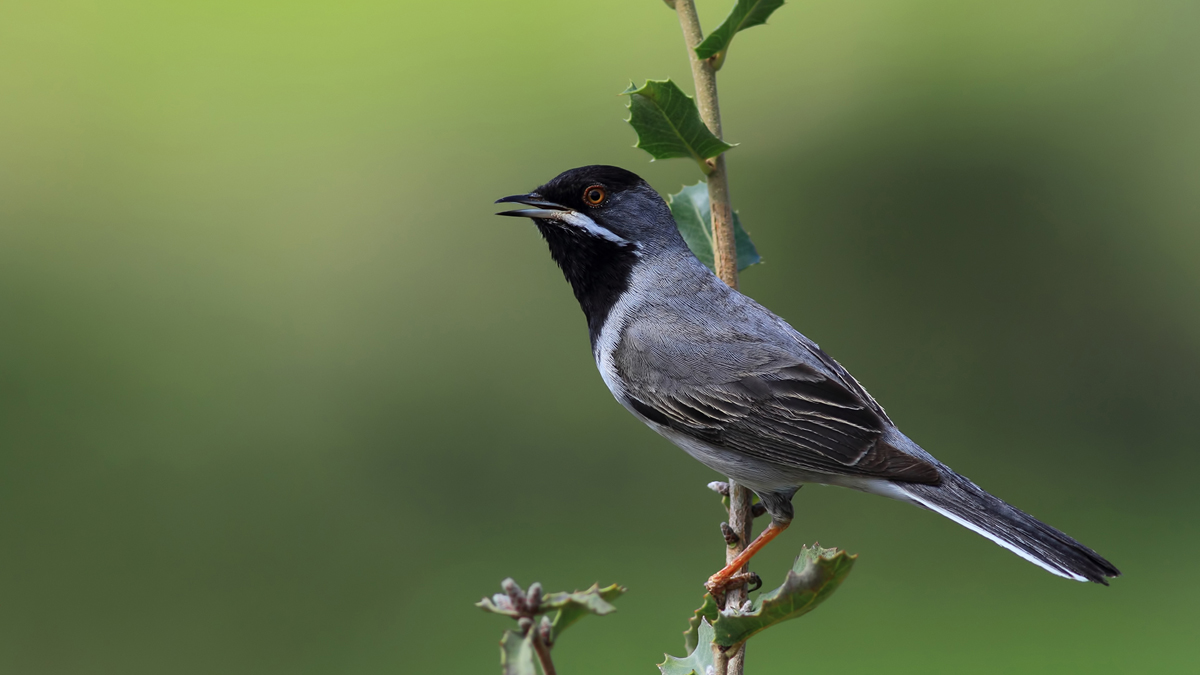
[624,359,939,484]
[610,286,939,484]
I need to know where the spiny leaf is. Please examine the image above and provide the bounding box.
[544,583,625,642]
[622,80,734,172]
[695,0,786,67]
[500,630,538,675]
[659,618,717,675]
[692,545,856,648]
[476,594,524,618]
[667,182,761,272]
[683,592,720,654]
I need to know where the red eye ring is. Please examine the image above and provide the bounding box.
[582,185,606,206]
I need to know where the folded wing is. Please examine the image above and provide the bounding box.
[616,316,940,484]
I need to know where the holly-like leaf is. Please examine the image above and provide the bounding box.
[659,618,717,675]
[695,0,786,67]
[543,583,625,642]
[683,592,720,654]
[500,630,538,675]
[476,593,524,618]
[694,545,856,648]
[668,182,761,272]
[622,80,734,172]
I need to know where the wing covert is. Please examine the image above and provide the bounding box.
[622,354,939,484]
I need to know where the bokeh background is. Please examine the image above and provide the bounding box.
[2,0,1198,673]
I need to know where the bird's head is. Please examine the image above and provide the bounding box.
[495,165,682,252]
[496,165,695,344]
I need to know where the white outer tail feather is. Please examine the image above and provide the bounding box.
[899,489,1089,582]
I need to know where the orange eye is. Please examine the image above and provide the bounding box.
[582,185,606,206]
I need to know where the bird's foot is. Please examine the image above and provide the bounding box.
[705,571,762,598]
[703,520,789,596]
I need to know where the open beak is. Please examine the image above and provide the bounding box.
[495,193,571,219]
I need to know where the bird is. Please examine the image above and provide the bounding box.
[496,164,1120,592]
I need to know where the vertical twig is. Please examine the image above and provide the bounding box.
[531,632,557,675]
[674,2,750,674]
[675,0,739,290]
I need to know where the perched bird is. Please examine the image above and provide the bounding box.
[497,165,1119,591]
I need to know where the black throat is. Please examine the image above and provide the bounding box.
[535,221,638,349]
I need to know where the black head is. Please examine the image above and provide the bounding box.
[495,165,687,347]
[496,165,684,250]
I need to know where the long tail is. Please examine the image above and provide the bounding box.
[895,469,1120,584]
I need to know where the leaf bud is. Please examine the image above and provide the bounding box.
[526,582,543,612]
[502,578,525,607]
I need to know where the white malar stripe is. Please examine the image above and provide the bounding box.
[594,290,634,396]
[901,490,1089,582]
[559,211,632,246]
[592,262,660,396]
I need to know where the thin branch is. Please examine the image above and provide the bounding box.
[531,631,557,675]
[721,484,753,675]
[674,3,751,674]
[675,0,738,289]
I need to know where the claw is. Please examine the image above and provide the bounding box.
[744,572,762,593]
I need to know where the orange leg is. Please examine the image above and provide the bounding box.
[705,521,790,594]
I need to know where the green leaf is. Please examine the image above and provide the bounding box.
[694,545,856,648]
[476,594,524,618]
[683,592,720,654]
[500,630,539,675]
[543,583,625,642]
[695,0,786,66]
[667,182,761,272]
[622,80,734,171]
[659,618,717,675]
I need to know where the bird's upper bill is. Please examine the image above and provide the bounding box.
[494,193,570,220]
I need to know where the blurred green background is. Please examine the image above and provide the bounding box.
[1,0,1197,673]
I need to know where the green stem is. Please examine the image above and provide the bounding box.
[674,0,739,290]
